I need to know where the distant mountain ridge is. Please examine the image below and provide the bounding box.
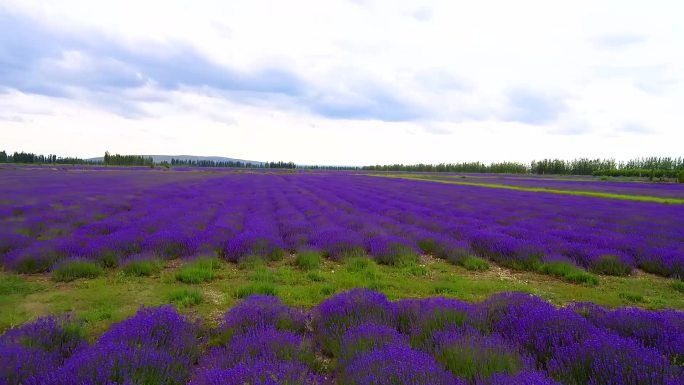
[89,155,264,165]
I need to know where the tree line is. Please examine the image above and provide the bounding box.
[363,157,684,179]
[530,157,684,178]
[2,150,682,180]
[170,158,258,168]
[0,151,97,165]
[103,152,154,166]
[362,162,528,174]
[168,159,296,169]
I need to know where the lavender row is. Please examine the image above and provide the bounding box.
[3,290,683,384]
[1,169,683,277]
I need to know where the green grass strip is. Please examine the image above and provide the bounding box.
[369,174,684,204]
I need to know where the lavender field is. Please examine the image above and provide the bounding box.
[1,167,683,277]
[2,289,683,384]
[2,166,684,385]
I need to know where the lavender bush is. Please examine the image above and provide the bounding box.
[1,289,682,384]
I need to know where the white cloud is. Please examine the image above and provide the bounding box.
[1,0,683,164]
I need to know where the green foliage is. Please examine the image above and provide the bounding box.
[338,247,368,260]
[0,275,41,295]
[175,257,220,284]
[678,171,684,183]
[417,238,438,254]
[295,251,322,271]
[671,280,684,293]
[344,257,374,273]
[3,254,684,337]
[590,255,632,276]
[411,308,468,349]
[103,151,153,166]
[619,292,645,303]
[248,265,275,283]
[435,340,522,381]
[433,284,459,295]
[121,259,162,277]
[364,161,528,174]
[52,261,104,282]
[307,270,325,282]
[320,285,336,296]
[538,262,598,285]
[13,255,56,274]
[79,306,113,324]
[403,265,428,277]
[238,255,266,270]
[374,245,420,267]
[460,256,490,271]
[168,288,204,307]
[95,252,119,269]
[234,283,278,298]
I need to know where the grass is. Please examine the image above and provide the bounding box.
[672,280,684,293]
[307,270,325,282]
[238,255,266,270]
[121,259,162,277]
[618,292,645,303]
[2,255,683,337]
[175,257,220,284]
[235,283,278,298]
[0,274,42,295]
[374,246,420,267]
[168,288,204,307]
[52,260,104,282]
[371,174,684,204]
[537,261,599,285]
[294,251,322,271]
[435,342,521,382]
[460,256,490,271]
[589,255,632,277]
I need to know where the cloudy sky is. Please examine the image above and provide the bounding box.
[1,0,682,165]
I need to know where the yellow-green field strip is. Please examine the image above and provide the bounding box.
[369,174,684,204]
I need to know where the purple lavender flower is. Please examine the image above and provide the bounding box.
[311,228,366,260]
[366,236,419,266]
[340,343,464,385]
[0,345,56,385]
[393,297,474,350]
[547,333,678,385]
[0,315,86,385]
[222,231,285,262]
[0,314,86,361]
[199,328,314,370]
[476,371,561,385]
[0,232,30,257]
[570,303,684,365]
[219,295,308,340]
[97,305,202,361]
[340,323,407,364]
[190,360,324,385]
[485,296,597,366]
[40,342,190,385]
[312,288,394,356]
[432,328,534,383]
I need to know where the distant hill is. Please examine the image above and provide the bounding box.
[89,155,264,165]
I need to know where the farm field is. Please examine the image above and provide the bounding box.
[375,173,684,202]
[424,173,684,199]
[1,166,684,384]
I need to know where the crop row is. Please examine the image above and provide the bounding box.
[425,174,684,199]
[1,169,683,277]
[2,289,683,384]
